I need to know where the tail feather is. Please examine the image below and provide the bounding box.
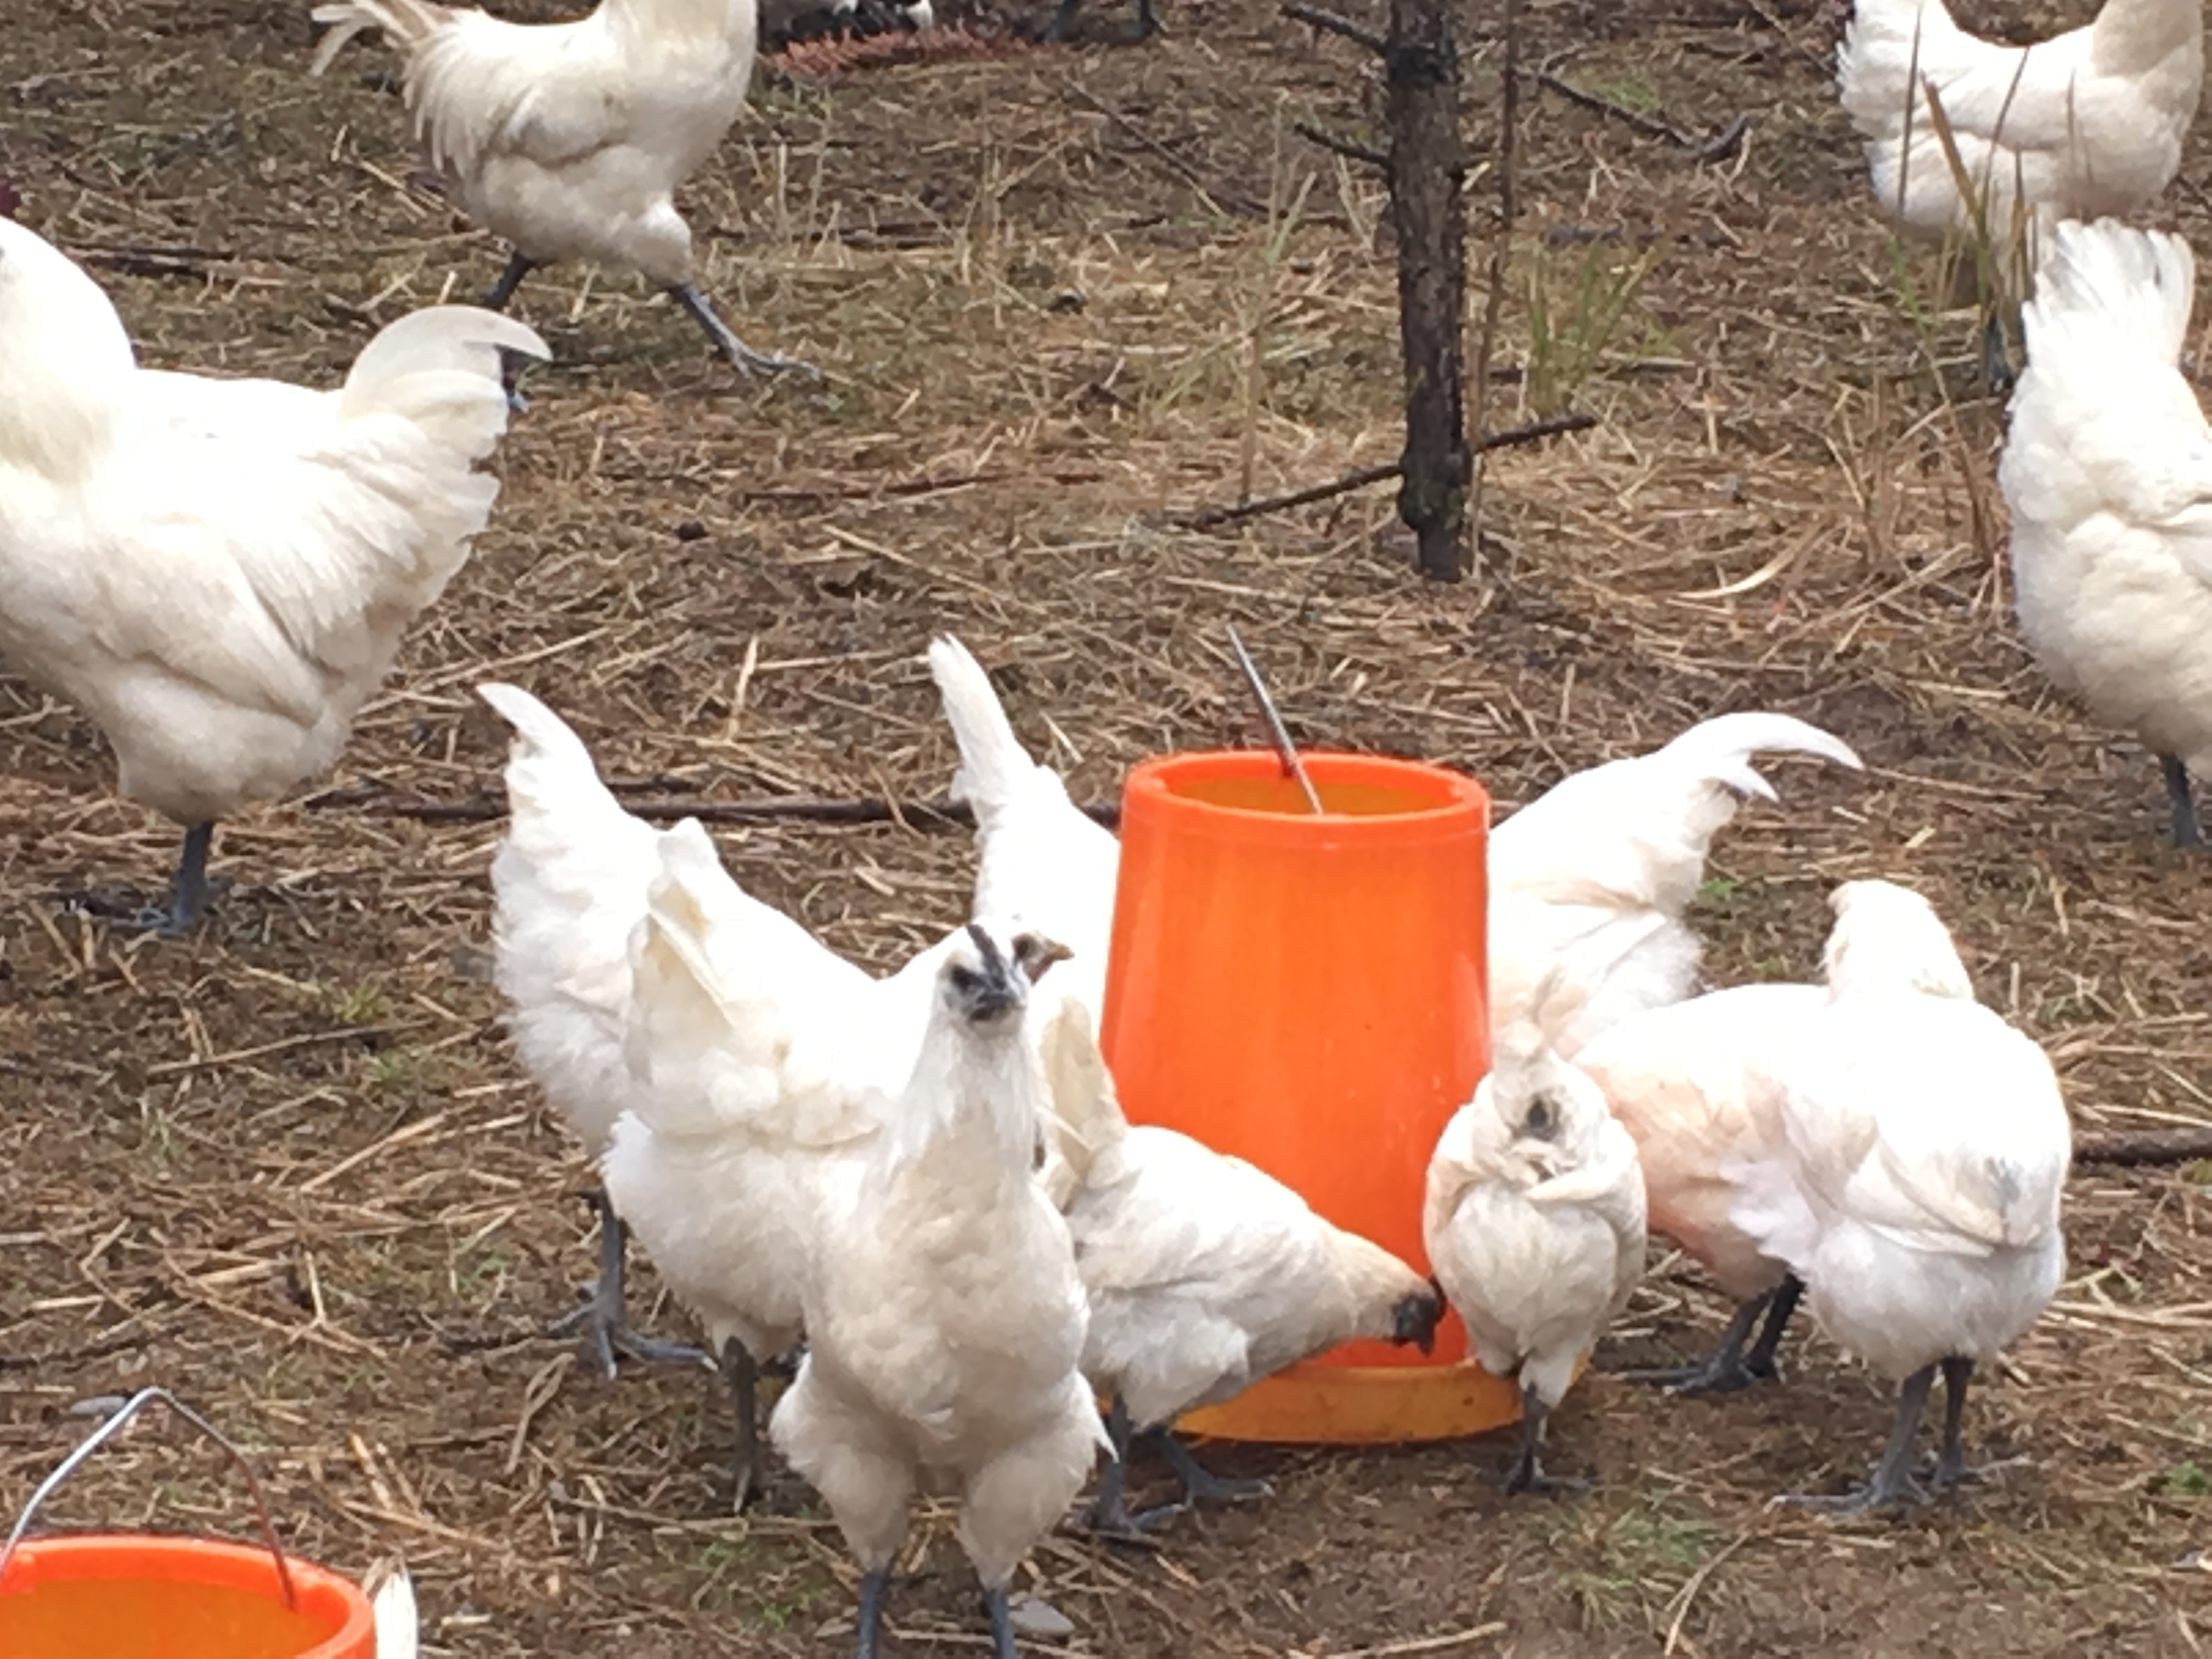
[340,304,549,455]
[2023,218,2196,374]
[309,0,452,74]
[1493,711,1863,915]
[370,1565,417,1659]
[928,635,1042,826]
[479,682,661,1156]
[627,819,882,1144]
[1822,879,1976,1000]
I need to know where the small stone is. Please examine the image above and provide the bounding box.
[1007,1592,1076,1638]
[674,520,709,542]
[1046,287,1087,314]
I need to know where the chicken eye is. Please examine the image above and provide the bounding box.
[948,966,982,995]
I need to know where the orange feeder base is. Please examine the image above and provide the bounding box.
[0,1536,376,1659]
[1101,748,1513,1444]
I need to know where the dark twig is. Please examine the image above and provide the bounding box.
[2072,1126,2212,1167]
[1280,1,1390,54]
[1171,411,1595,530]
[1061,79,1267,218]
[1293,120,1390,170]
[306,791,1125,831]
[1533,69,1750,161]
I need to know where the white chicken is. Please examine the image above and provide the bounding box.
[1837,0,2200,249]
[1423,998,1646,1493]
[1573,983,1826,1396]
[1035,999,1442,1534]
[771,923,1103,1659]
[1488,712,1863,1057]
[482,681,718,1379]
[605,815,953,1508]
[1728,881,2070,1513]
[309,0,811,375]
[1999,217,2212,847]
[0,216,544,932]
[928,634,1121,1020]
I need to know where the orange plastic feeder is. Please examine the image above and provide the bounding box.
[0,1390,376,1659]
[0,1537,375,1659]
[1100,748,1508,1444]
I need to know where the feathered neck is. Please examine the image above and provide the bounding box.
[0,225,136,484]
[2092,0,2202,76]
[876,1008,1043,1183]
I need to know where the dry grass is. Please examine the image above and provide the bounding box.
[6,0,2212,1651]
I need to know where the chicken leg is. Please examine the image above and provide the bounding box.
[544,1188,706,1377]
[1775,1361,1936,1515]
[2163,755,2203,849]
[721,1339,766,1512]
[1618,1274,1802,1397]
[984,1585,1018,1659]
[135,820,216,935]
[483,252,539,311]
[665,285,818,379]
[853,1568,891,1659]
[1082,1396,1268,1536]
[1500,1381,1587,1496]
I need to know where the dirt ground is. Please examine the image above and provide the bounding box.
[6,0,2212,1651]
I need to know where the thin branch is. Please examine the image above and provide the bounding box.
[1533,69,1686,143]
[1171,411,1594,530]
[1280,1,1390,55]
[307,791,1125,831]
[2072,1126,2212,1167]
[1292,120,1390,170]
[1060,79,1266,217]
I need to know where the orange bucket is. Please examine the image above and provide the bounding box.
[0,1389,376,1658]
[1099,749,1511,1443]
[0,1537,375,1658]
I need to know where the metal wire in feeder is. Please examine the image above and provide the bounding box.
[1226,624,1324,814]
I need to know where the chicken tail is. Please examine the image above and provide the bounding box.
[1034,996,1127,1204]
[338,304,549,453]
[478,684,664,1158]
[1822,878,1975,1001]
[309,0,453,74]
[2023,218,2196,376]
[370,1565,417,1659]
[928,635,1042,826]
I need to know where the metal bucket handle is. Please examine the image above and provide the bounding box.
[0,1386,298,1609]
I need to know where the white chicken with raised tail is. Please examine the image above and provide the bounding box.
[1424,995,1646,1494]
[1488,712,1863,1058]
[1035,1000,1443,1534]
[606,816,952,1509]
[1728,881,2069,1514]
[1999,219,2212,847]
[1838,0,2200,248]
[928,635,1121,1020]
[309,0,812,376]
[772,924,1104,1659]
[0,217,543,933]
[482,682,725,1380]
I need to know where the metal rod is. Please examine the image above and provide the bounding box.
[1225,624,1325,814]
[0,1387,299,1609]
